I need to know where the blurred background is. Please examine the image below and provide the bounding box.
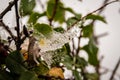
[0,0,120,79]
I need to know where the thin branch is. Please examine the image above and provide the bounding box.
[0,20,15,41]
[90,0,109,79]
[96,32,108,39]
[68,0,119,29]
[14,0,21,51]
[76,29,82,55]
[49,0,59,26]
[101,66,120,76]
[0,0,17,19]
[109,58,120,80]
[71,39,75,56]
[97,0,109,14]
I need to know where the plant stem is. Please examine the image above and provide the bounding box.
[49,0,59,26]
[14,0,21,51]
[109,58,120,80]
[0,0,17,19]
[0,20,15,41]
[68,0,120,30]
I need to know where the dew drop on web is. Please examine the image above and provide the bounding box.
[40,51,54,66]
[39,26,80,52]
[39,26,80,65]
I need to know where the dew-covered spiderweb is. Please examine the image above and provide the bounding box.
[37,26,80,65]
[38,26,80,52]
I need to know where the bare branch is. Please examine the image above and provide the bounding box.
[0,0,18,19]
[14,0,21,51]
[109,58,120,80]
[69,0,120,29]
[0,20,15,41]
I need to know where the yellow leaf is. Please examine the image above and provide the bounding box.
[20,49,28,60]
[48,67,64,79]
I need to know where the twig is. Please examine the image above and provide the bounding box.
[49,0,59,26]
[97,0,109,14]
[68,0,119,30]
[71,39,75,56]
[90,0,110,79]
[0,0,17,19]
[76,29,82,55]
[0,20,15,41]
[96,32,108,39]
[14,0,21,51]
[109,58,120,80]
[70,1,120,80]
[101,66,120,76]
[91,0,109,79]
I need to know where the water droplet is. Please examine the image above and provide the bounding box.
[38,26,80,52]
[37,26,80,65]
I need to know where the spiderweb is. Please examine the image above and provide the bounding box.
[37,26,80,65]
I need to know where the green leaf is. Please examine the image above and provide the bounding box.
[73,70,82,80]
[54,27,65,33]
[82,24,93,37]
[66,17,77,27]
[47,0,65,23]
[32,62,49,75]
[86,14,107,23]
[62,55,73,70]
[82,37,98,66]
[34,23,53,37]
[63,7,81,19]
[19,0,36,16]
[5,51,27,74]
[63,7,75,14]
[0,71,13,80]
[74,13,82,20]
[8,51,24,63]
[85,73,98,80]
[19,71,38,80]
[75,56,87,68]
[28,12,46,25]
[65,43,71,55]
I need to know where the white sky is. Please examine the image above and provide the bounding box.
[0,0,120,79]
